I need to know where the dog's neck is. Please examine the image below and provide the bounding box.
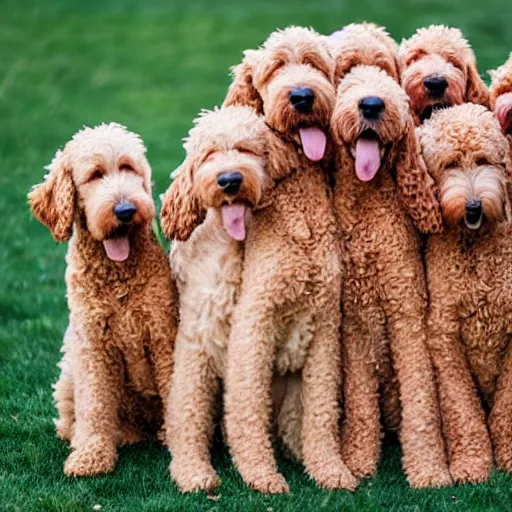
[67,215,154,280]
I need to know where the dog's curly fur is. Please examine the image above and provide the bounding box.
[219,26,357,493]
[160,106,272,492]
[400,25,489,124]
[418,103,512,481]
[330,24,451,488]
[28,123,177,477]
[490,53,512,139]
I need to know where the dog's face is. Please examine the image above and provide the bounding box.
[418,104,511,231]
[224,26,335,163]
[331,65,409,182]
[490,54,512,135]
[329,23,401,84]
[28,123,155,261]
[160,106,268,242]
[400,25,489,124]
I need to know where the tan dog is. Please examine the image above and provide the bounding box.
[219,26,356,493]
[29,124,177,476]
[419,103,512,480]
[400,25,489,124]
[160,106,270,492]
[330,24,451,488]
[490,53,512,138]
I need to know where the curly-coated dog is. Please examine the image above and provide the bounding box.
[400,25,489,124]
[418,103,512,481]
[330,25,451,488]
[160,106,272,492]
[28,123,177,476]
[490,53,512,138]
[220,26,357,493]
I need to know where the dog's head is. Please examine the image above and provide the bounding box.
[400,25,489,124]
[223,26,335,163]
[28,123,155,261]
[489,53,512,136]
[418,103,512,232]
[331,64,443,233]
[160,106,269,242]
[329,23,401,83]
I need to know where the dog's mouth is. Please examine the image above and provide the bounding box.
[420,103,450,122]
[464,211,483,230]
[298,125,327,162]
[103,225,130,262]
[350,130,383,182]
[220,203,249,241]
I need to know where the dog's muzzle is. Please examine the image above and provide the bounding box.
[217,172,243,195]
[289,87,315,113]
[114,201,136,223]
[465,199,482,229]
[423,76,448,98]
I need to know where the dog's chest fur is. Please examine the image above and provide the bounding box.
[171,214,243,377]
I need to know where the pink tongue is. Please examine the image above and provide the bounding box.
[495,93,512,133]
[103,236,130,262]
[221,204,247,241]
[299,127,327,161]
[355,137,381,182]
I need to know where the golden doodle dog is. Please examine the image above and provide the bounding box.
[490,53,512,138]
[329,24,452,488]
[419,104,512,481]
[400,25,489,124]
[29,124,177,476]
[160,106,271,492]
[221,26,357,493]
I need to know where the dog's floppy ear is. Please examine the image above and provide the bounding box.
[466,59,490,107]
[395,119,444,234]
[28,149,76,242]
[160,159,206,241]
[223,50,263,113]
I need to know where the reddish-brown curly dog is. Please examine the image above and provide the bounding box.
[28,123,177,476]
[219,26,357,493]
[329,23,451,488]
[490,53,512,140]
[160,106,272,493]
[419,103,512,482]
[400,25,489,124]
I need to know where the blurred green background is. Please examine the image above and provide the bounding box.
[1,0,512,510]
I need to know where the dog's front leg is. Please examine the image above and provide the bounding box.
[489,339,512,472]
[225,291,289,494]
[301,292,358,491]
[63,328,123,477]
[167,334,220,493]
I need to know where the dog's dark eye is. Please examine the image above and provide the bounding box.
[119,163,135,172]
[476,158,490,167]
[262,60,284,82]
[89,168,104,181]
[445,160,458,169]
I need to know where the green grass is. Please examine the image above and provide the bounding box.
[2,0,512,510]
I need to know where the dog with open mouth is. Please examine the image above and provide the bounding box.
[28,123,177,477]
[159,106,271,493]
[490,53,512,139]
[330,40,452,486]
[221,26,356,493]
[418,103,512,481]
[400,25,489,125]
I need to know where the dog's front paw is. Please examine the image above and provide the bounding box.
[170,460,220,493]
[307,459,358,491]
[64,440,117,477]
[247,472,290,494]
[406,465,453,489]
[342,448,378,479]
[494,446,512,474]
[449,454,492,484]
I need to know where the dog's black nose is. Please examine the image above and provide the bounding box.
[217,172,243,195]
[465,199,482,223]
[114,201,136,222]
[423,76,448,98]
[289,87,315,113]
[359,96,385,120]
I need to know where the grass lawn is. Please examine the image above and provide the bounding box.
[2,0,512,510]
